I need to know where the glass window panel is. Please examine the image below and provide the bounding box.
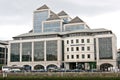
[65,24,85,31]
[76,55,79,59]
[87,54,90,58]
[22,42,32,61]
[46,40,57,61]
[81,47,84,51]
[67,55,69,59]
[82,54,85,59]
[33,11,49,33]
[10,43,20,62]
[71,55,74,59]
[34,41,44,61]
[99,37,113,59]
[43,21,61,32]
[87,39,90,43]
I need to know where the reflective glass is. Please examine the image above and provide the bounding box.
[34,41,44,61]
[46,40,57,61]
[65,24,85,31]
[10,43,20,62]
[22,42,32,61]
[34,11,49,33]
[43,21,61,32]
[99,37,113,59]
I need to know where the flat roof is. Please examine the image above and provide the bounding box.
[13,28,111,38]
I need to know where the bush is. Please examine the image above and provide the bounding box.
[0,76,120,80]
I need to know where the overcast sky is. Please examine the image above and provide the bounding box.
[0,0,120,48]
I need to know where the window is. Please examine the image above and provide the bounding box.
[76,55,79,59]
[76,47,79,51]
[10,43,20,62]
[67,55,69,59]
[67,40,69,44]
[87,39,90,43]
[76,39,79,43]
[81,39,84,43]
[82,54,85,59]
[99,37,113,59]
[67,48,69,51]
[71,40,73,44]
[43,21,61,32]
[65,24,85,32]
[71,47,74,51]
[22,42,32,61]
[34,41,44,61]
[87,54,90,58]
[87,46,90,51]
[46,40,57,61]
[71,55,74,59]
[81,47,84,51]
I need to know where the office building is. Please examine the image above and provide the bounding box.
[0,41,8,65]
[8,5,117,71]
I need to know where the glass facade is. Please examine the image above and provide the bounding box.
[22,42,32,61]
[0,47,6,64]
[34,41,44,61]
[10,43,20,62]
[46,40,57,61]
[43,21,61,32]
[65,24,85,31]
[99,37,113,59]
[34,10,49,33]
[0,48,5,63]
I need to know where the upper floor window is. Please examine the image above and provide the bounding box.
[71,55,74,59]
[71,47,74,51]
[81,39,84,43]
[67,55,69,59]
[76,55,79,59]
[87,54,90,58]
[81,47,85,51]
[76,47,79,51]
[67,40,69,44]
[82,54,85,59]
[67,48,69,51]
[87,46,90,51]
[71,40,73,44]
[76,39,79,43]
[87,39,90,43]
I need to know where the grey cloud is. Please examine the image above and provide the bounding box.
[0,0,120,25]
[0,0,120,16]
[48,0,120,16]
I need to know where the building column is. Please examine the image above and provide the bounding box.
[32,42,34,62]
[30,65,34,70]
[57,40,62,63]
[20,43,22,62]
[7,44,10,66]
[65,62,69,69]
[44,41,46,61]
[97,64,100,70]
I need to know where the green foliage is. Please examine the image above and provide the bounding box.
[0,76,120,80]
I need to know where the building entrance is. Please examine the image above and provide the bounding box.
[100,63,113,71]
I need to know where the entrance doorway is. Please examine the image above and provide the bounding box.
[100,63,113,71]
